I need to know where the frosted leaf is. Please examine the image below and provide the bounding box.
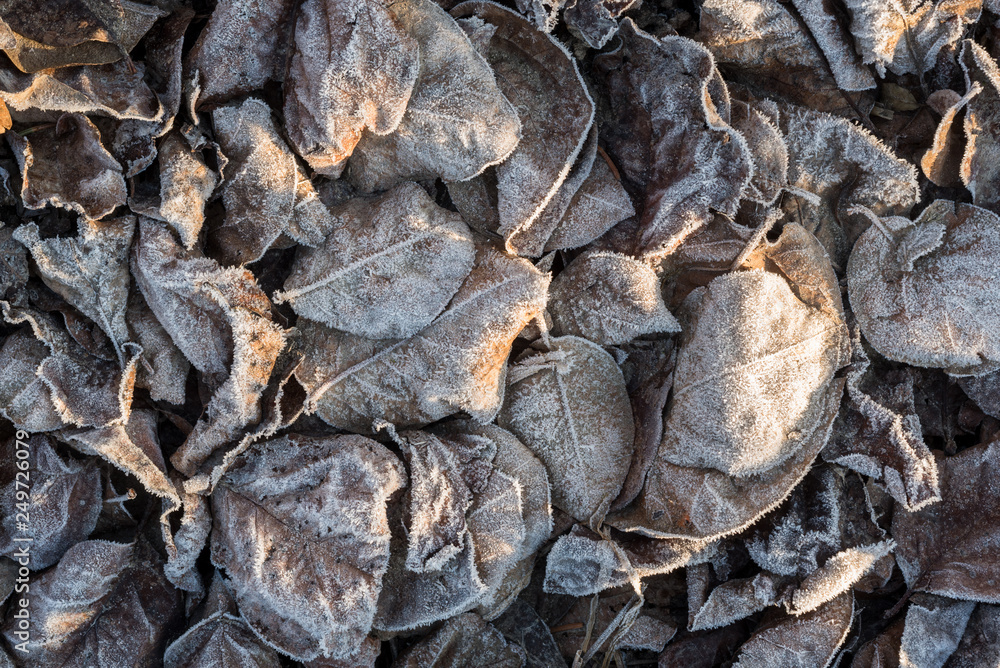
[594,20,751,257]
[395,613,527,667]
[730,99,788,207]
[789,0,879,90]
[922,84,976,189]
[1,303,137,428]
[498,335,634,526]
[0,327,62,431]
[946,604,1000,667]
[283,0,419,178]
[618,615,677,652]
[491,600,565,667]
[125,289,189,405]
[847,200,1000,376]
[959,371,1000,419]
[514,0,566,32]
[187,0,296,106]
[893,441,1000,602]
[0,0,164,72]
[62,409,178,515]
[0,227,28,301]
[162,482,212,594]
[842,0,981,76]
[0,57,160,121]
[732,592,853,668]
[449,1,595,257]
[297,246,549,434]
[542,524,716,596]
[791,542,893,613]
[147,130,218,250]
[110,9,192,178]
[211,434,405,662]
[659,624,748,668]
[547,251,679,346]
[696,0,872,114]
[14,215,134,364]
[0,540,182,666]
[8,113,125,220]
[824,333,940,511]
[960,41,1000,213]
[0,435,100,570]
[609,224,849,539]
[164,611,281,668]
[899,594,976,668]
[852,620,905,668]
[565,0,640,49]
[211,98,335,265]
[544,150,636,252]
[780,103,920,266]
[690,572,792,632]
[275,182,475,339]
[347,0,521,191]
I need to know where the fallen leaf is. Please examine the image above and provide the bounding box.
[899,594,975,668]
[394,613,526,667]
[731,592,853,667]
[946,603,1000,667]
[125,288,190,405]
[0,327,63,431]
[960,40,1000,214]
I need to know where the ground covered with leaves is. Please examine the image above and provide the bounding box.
[3,0,1000,666]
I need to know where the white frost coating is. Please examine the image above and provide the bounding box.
[733,592,853,668]
[789,0,877,91]
[163,611,281,668]
[848,200,1000,376]
[899,594,976,668]
[275,182,476,339]
[960,41,1000,212]
[498,336,634,527]
[791,542,894,614]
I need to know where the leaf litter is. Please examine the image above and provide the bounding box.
[3,1,1000,666]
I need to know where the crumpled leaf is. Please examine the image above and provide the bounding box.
[547,251,679,346]
[283,0,419,178]
[275,182,475,339]
[347,0,521,191]
[0,540,182,666]
[842,0,981,76]
[131,218,288,475]
[852,620,905,668]
[449,1,594,257]
[731,592,853,667]
[8,112,126,220]
[491,600,565,667]
[609,224,849,539]
[900,594,976,668]
[187,0,297,107]
[960,41,1000,214]
[847,200,1000,376]
[697,0,875,114]
[0,0,165,72]
[730,98,788,207]
[210,433,405,662]
[594,20,751,257]
[211,98,335,265]
[297,246,549,434]
[946,603,1000,667]
[14,215,134,364]
[163,576,281,668]
[823,332,940,511]
[922,85,977,189]
[565,0,639,49]
[125,289,189,405]
[0,327,63,431]
[395,613,526,667]
[780,102,920,266]
[0,435,100,570]
[498,335,634,526]
[893,440,1000,602]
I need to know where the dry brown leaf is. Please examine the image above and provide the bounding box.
[899,594,975,668]
[922,85,977,189]
[210,98,334,265]
[498,335,634,526]
[0,327,63,431]
[595,20,751,257]
[731,592,853,667]
[14,215,134,364]
[143,130,218,250]
[946,603,1000,667]
[842,0,981,76]
[275,182,475,339]
[395,613,526,667]
[848,200,1000,376]
[0,540,182,666]
[893,440,1000,602]
[211,433,405,662]
[565,0,639,49]
[297,246,548,434]
[0,435,100,570]
[450,1,595,257]
[347,0,521,191]
[8,113,126,220]
[730,98,789,207]
[283,0,419,178]
[547,251,679,346]
[960,41,1000,213]
[125,289,189,405]
[187,0,297,107]
[0,0,165,72]
[609,224,849,539]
